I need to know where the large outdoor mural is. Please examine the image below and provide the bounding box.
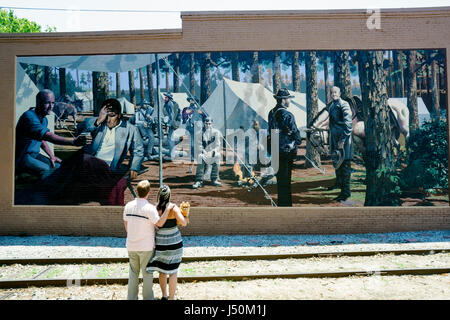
[14,50,448,207]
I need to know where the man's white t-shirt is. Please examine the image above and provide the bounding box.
[123,198,160,251]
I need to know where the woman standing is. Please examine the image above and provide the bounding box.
[147,185,187,300]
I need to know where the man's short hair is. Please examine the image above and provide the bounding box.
[136,180,150,198]
[102,98,122,116]
[36,89,54,107]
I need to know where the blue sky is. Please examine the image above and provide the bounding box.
[0,0,448,32]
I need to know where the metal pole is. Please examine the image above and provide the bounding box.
[222,78,227,137]
[155,54,163,187]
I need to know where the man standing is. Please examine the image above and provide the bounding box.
[15,89,87,180]
[268,88,302,207]
[192,117,222,189]
[328,86,353,202]
[123,180,170,300]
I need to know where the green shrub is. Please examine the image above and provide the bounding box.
[402,118,448,193]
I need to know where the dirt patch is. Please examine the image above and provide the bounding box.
[48,135,449,207]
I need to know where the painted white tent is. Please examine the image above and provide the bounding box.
[117,97,136,115]
[73,91,93,112]
[201,78,318,137]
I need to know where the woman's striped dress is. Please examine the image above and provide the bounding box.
[147,203,183,274]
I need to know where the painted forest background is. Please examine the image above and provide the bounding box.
[20,49,448,206]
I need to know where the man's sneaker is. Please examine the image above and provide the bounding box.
[192,181,203,189]
[211,180,222,187]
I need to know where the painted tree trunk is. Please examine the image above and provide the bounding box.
[431,56,441,118]
[146,64,154,106]
[388,51,394,97]
[292,51,300,92]
[333,51,352,98]
[190,53,196,97]
[406,50,419,132]
[393,51,405,97]
[251,52,259,84]
[232,52,240,82]
[128,70,136,106]
[139,68,145,103]
[200,52,211,104]
[165,70,170,93]
[115,73,121,98]
[323,58,330,103]
[305,51,321,169]
[272,51,281,94]
[173,53,180,93]
[358,51,397,206]
[34,65,40,88]
[43,66,51,90]
[59,67,66,97]
[92,71,109,116]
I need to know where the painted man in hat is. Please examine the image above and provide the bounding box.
[182,96,207,162]
[268,88,302,206]
[163,93,181,160]
[328,86,353,202]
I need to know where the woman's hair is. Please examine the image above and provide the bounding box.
[136,180,150,198]
[156,184,171,212]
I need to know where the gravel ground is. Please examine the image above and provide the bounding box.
[1,230,449,300]
[1,253,449,280]
[0,230,449,259]
[1,274,449,300]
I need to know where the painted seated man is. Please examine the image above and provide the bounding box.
[34,98,144,206]
[192,117,222,189]
[15,89,87,180]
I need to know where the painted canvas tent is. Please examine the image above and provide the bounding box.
[201,78,323,137]
[117,97,136,114]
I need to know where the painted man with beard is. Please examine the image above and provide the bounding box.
[328,86,353,202]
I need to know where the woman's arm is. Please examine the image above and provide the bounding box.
[155,205,171,227]
[173,205,187,227]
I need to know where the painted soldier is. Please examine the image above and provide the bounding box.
[162,92,181,159]
[328,86,353,202]
[134,100,156,161]
[268,88,302,207]
[182,96,206,162]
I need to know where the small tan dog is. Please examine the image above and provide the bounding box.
[167,201,190,225]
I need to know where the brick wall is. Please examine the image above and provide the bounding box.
[0,8,449,236]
